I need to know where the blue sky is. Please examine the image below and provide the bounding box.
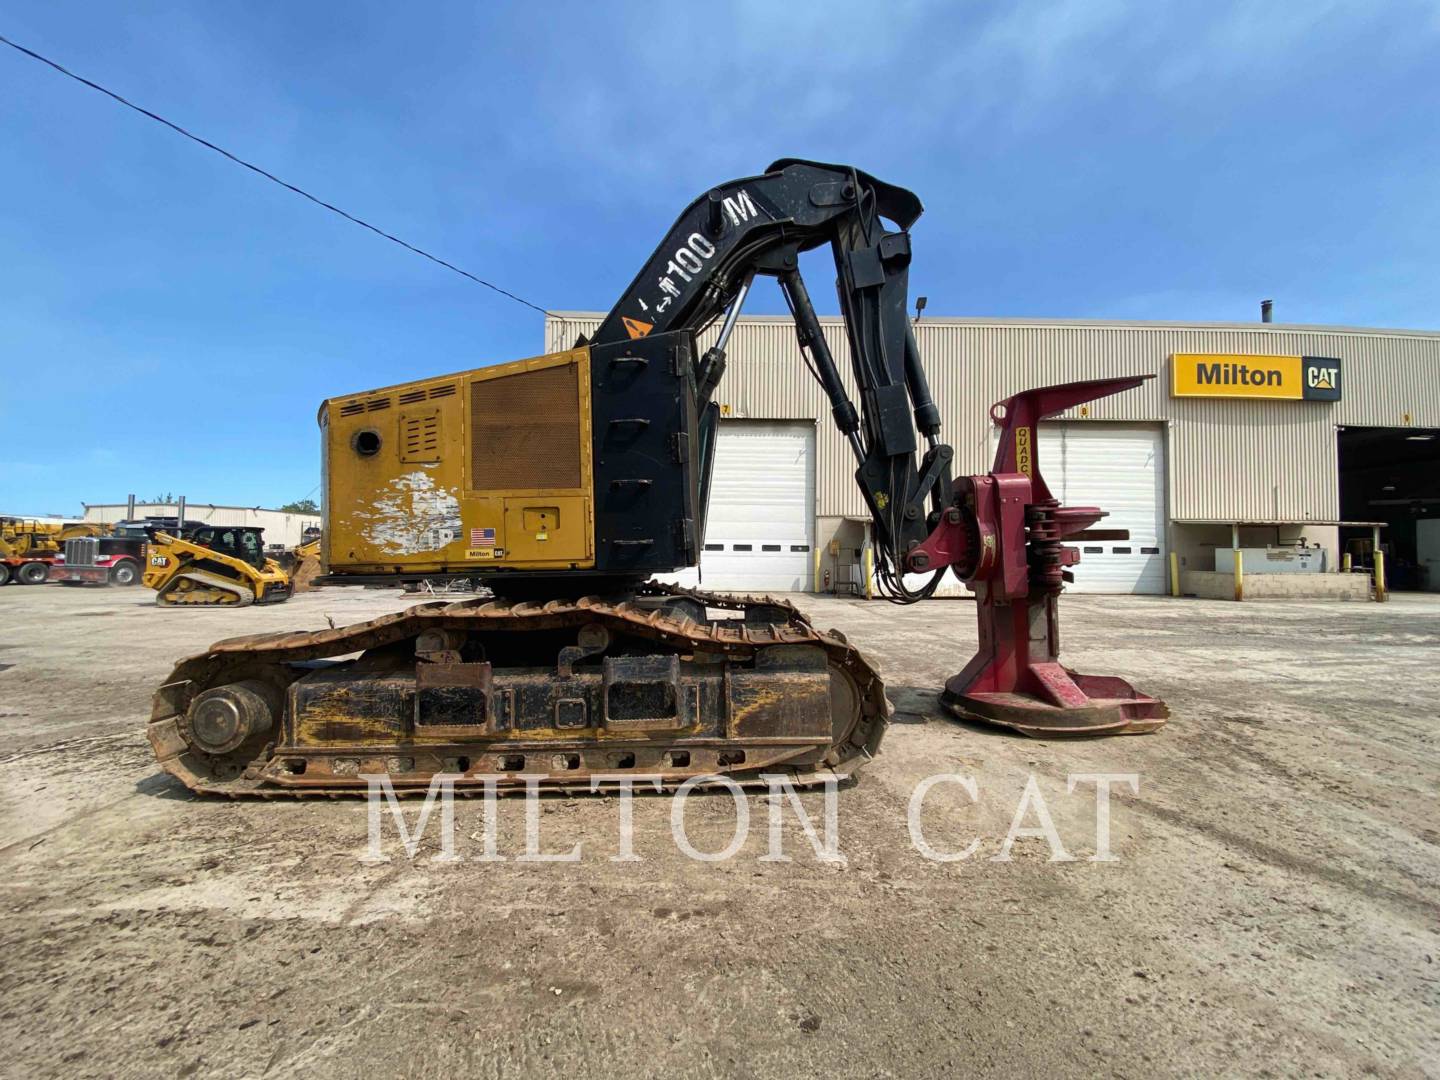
[2,1,1437,516]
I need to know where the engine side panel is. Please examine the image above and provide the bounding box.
[322,349,596,575]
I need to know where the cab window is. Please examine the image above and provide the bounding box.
[240,531,263,565]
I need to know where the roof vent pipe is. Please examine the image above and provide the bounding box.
[1261,299,1274,323]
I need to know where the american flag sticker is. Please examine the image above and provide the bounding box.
[470,527,496,547]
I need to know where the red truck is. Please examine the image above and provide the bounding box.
[50,534,146,586]
[50,517,201,587]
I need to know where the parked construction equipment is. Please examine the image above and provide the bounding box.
[142,525,292,606]
[148,159,1166,796]
[0,518,106,585]
[270,534,323,592]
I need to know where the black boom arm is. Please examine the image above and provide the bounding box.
[592,159,953,601]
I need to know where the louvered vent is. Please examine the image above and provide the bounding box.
[398,388,427,405]
[400,410,441,463]
[341,395,392,415]
[429,384,457,399]
[469,365,581,491]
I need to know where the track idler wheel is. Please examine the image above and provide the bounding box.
[184,680,279,756]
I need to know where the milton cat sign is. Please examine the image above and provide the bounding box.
[1171,354,1342,401]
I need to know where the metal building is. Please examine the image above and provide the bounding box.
[82,502,322,550]
[546,314,1440,595]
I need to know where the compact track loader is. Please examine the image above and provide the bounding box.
[143,525,292,606]
[149,159,1166,797]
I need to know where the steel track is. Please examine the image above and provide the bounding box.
[149,585,890,797]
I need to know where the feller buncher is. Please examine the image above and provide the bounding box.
[148,159,1168,797]
[143,525,292,606]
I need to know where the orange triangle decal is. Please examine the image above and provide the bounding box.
[622,316,653,340]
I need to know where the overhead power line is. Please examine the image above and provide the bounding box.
[0,32,551,316]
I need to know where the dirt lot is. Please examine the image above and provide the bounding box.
[1,582,1437,1078]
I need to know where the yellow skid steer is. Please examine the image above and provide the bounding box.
[143,525,292,607]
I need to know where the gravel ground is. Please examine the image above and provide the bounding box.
[0,582,1436,1078]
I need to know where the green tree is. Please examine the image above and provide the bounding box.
[280,498,319,514]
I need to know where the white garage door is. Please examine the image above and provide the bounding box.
[1041,422,1166,594]
[660,420,815,593]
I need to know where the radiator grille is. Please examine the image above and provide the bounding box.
[65,537,98,567]
[469,365,582,491]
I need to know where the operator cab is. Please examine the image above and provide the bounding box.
[189,526,269,570]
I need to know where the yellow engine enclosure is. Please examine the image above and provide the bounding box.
[321,348,596,576]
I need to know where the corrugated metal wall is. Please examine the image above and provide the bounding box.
[546,314,1440,522]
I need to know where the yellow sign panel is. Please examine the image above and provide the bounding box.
[1014,426,1033,475]
[465,548,496,560]
[1173,354,1303,399]
[1171,354,1343,402]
